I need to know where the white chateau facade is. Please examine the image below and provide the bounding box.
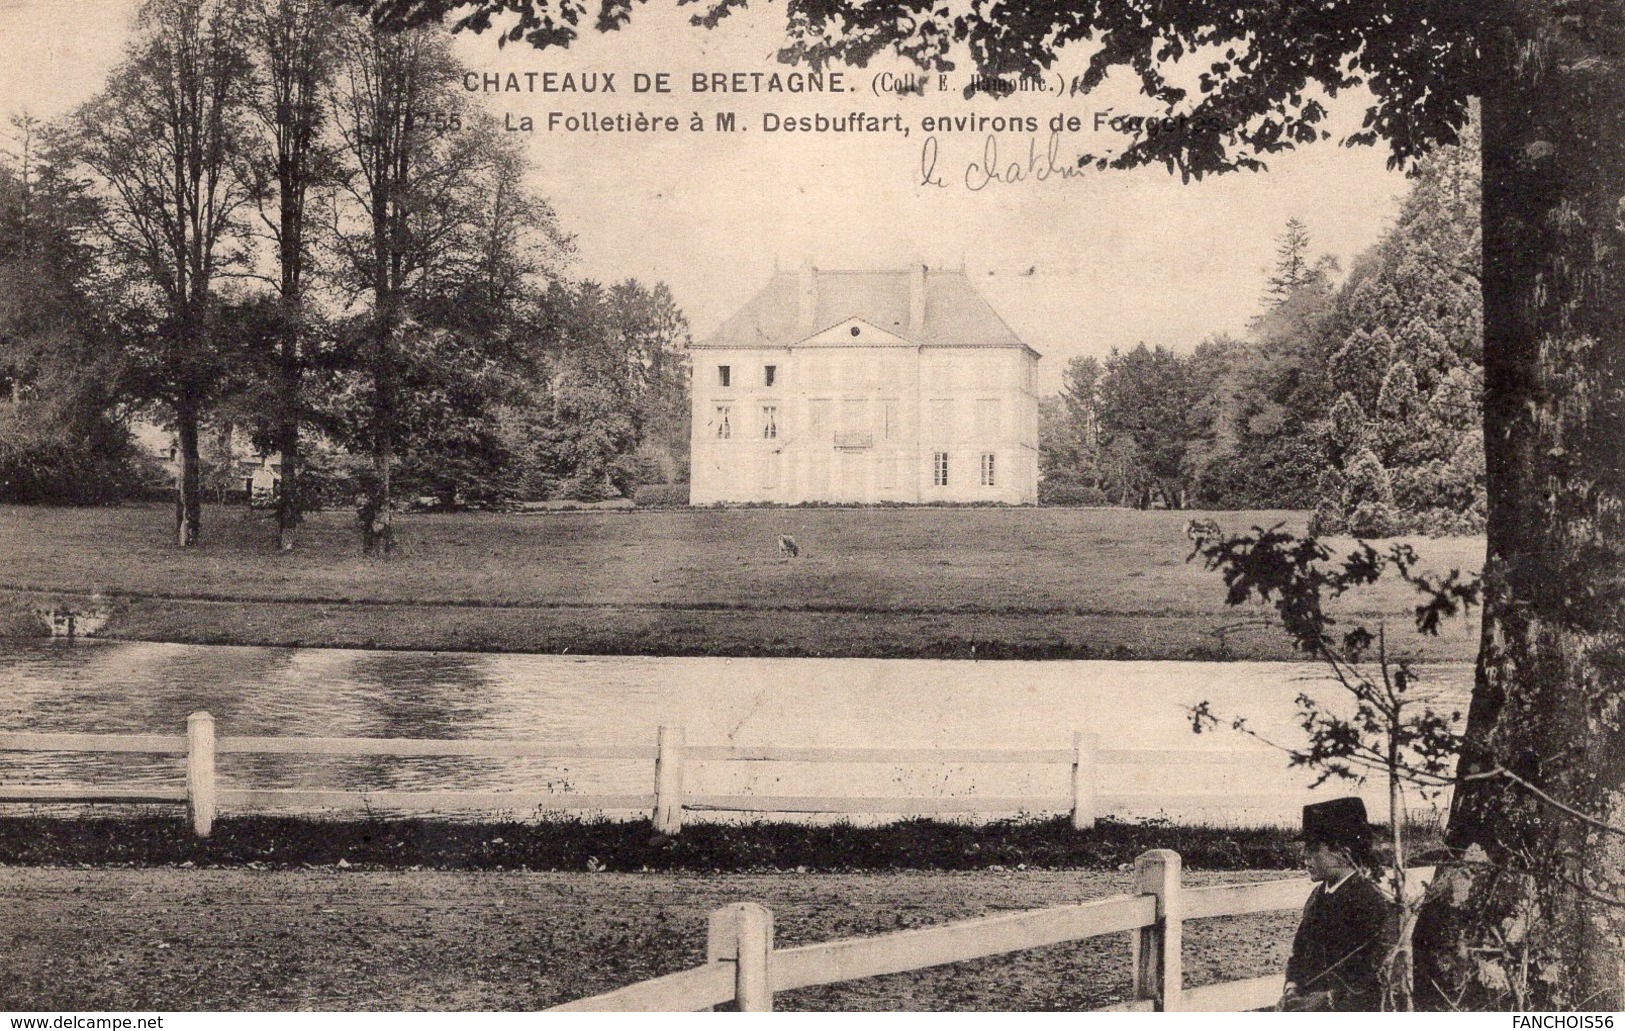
[689,266,1040,505]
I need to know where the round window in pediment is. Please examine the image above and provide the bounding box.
[850,325,861,337]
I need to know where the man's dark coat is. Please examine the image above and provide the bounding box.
[1286,873,1390,1011]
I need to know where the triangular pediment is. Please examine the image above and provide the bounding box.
[794,317,913,348]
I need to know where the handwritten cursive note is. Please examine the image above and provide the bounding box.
[920,132,1090,190]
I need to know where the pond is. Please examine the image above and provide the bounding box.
[0,640,1473,826]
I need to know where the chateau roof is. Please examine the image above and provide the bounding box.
[698,267,1035,354]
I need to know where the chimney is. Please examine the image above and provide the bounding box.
[908,263,927,339]
[798,261,817,334]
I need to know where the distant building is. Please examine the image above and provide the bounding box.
[128,418,281,502]
[247,454,282,500]
[689,265,1040,505]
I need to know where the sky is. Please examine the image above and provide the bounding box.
[0,0,1415,392]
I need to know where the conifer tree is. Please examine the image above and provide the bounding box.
[1261,217,1314,309]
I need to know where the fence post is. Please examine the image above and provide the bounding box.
[1070,731,1098,831]
[1131,849,1183,1011]
[186,711,216,838]
[707,902,774,1012]
[653,724,686,835]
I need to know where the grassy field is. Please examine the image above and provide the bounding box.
[0,864,1299,1010]
[0,502,1485,660]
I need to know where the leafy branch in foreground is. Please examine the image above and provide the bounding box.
[1186,520,1479,1010]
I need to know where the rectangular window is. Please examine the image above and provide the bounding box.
[764,365,776,387]
[933,451,949,487]
[762,405,777,439]
[981,452,996,487]
[715,405,732,439]
[718,365,731,387]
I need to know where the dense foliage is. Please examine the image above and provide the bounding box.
[1040,125,1484,535]
[0,117,147,505]
[0,0,691,540]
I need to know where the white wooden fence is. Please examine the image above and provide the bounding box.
[550,849,1436,1012]
[0,713,1300,836]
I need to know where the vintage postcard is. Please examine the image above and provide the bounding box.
[0,0,1614,1018]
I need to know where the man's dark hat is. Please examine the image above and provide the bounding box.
[1301,796,1371,849]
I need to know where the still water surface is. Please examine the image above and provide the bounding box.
[0,640,1472,825]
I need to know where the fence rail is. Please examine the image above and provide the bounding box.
[0,732,186,753]
[547,850,1435,1012]
[771,894,1156,992]
[218,737,656,760]
[1,720,1437,1010]
[0,713,1312,836]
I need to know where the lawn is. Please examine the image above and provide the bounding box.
[0,503,1484,660]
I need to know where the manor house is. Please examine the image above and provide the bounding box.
[689,265,1040,505]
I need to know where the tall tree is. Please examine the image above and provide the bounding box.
[351,0,1625,1007]
[1179,334,1243,504]
[1059,355,1101,453]
[0,116,139,505]
[325,18,473,553]
[1261,217,1313,310]
[525,278,690,500]
[317,102,569,512]
[420,126,571,333]
[1198,228,1343,510]
[1310,125,1485,538]
[606,279,690,486]
[0,116,103,403]
[244,0,340,550]
[70,0,255,545]
[1448,8,1625,1008]
[1039,354,1104,504]
[1097,343,1200,509]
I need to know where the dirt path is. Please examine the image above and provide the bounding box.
[0,867,1298,1011]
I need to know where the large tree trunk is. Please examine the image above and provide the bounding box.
[276,181,305,552]
[367,285,395,558]
[174,405,202,548]
[1423,0,1625,1010]
[275,154,303,552]
[259,0,330,552]
[275,314,301,552]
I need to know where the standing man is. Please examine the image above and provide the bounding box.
[1279,797,1392,1011]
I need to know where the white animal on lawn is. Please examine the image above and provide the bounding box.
[1184,518,1221,544]
[778,534,800,559]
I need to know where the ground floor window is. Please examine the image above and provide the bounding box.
[933,451,949,487]
[981,452,996,487]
